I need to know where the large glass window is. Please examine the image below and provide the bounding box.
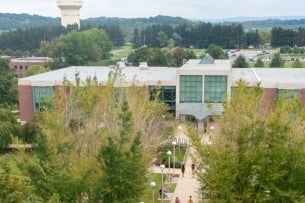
[33,86,53,112]
[180,75,202,103]
[204,76,227,103]
[149,86,176,114]
[278,89,300,100]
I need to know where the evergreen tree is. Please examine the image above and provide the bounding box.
[270,53,284,67]
[0,58,18,106]
[232,55,249,68]
[0,109,20,148]
[254,58,264,67]
[206,44,227,59]
[96,101,147,203]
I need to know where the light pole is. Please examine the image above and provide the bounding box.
[172,141,176,176]
[178,125,182,155]
[160,164,165,203]
[150,181,156,203]
[167,150,172,182]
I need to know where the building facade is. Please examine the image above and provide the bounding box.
[18,56,305,128]
[9,57,52,78]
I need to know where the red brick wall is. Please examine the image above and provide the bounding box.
[260,88,278,114]
[18,85,34,122]
[9,61,48,78]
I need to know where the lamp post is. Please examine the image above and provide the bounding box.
[160,164,165,203]
[172,141,176,175]
[150,181,156,203]
[178,125,182,155]
[207,125,214,145]
[167,150,172,182]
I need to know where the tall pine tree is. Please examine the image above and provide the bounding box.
[96,101,147,203]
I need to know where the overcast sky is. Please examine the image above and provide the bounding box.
[2,0,305,20]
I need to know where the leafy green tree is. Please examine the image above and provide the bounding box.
[128,47,169,67]
[39,28,113,66]
[0,58,18,106]
[20,121,44,144]
[270,52,284,67]
[172,47,186,66]
[0,155,34,202]
[0,109,20,148]
[254,57,264,67]
[206,44,227,59]
[18,69,170,201]
[23,65,51,77]
[157,31,168,47]
[127,46,150,66]
[171,32,183,47]
[161,48,175,66]
[232,55,249,68]
[186,49,197,59]
[189,81,305,202]
[96,101,147,203]
[148,48,168,66]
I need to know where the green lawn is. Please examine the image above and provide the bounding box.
[111,44,134,59]
[139,172,177,203]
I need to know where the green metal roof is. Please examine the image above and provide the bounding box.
[199,54,215,64]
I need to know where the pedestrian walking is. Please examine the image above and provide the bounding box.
[181,163,185,177]
[191,163,195,178]
[175,196,180,203]
[187,195,193,203]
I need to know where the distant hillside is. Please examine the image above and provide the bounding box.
[81,15,190,40]
[0,13,60,30]
[0,13,189,31]
[223,18,305,31]
[1,13,305,36]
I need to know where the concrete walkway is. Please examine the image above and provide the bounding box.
[151,124,202,203]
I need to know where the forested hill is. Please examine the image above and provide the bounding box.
[224,19,305,31]
[1,13,305,33]
[0,13,60,30]
[0,13,189,31]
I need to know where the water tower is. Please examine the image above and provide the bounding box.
[57,0,83,27]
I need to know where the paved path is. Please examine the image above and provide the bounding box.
[151,124,202,203]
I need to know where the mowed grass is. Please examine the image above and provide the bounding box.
[111,44,207,60]
[111,43,134,59]
[139,172,177,203]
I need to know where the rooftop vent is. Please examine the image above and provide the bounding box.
[139,62,149,70]
[117,61,126,68]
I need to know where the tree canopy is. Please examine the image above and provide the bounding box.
[189,81,305,202]
[15,68,172,202]
[39,28,113,67]
[0,58,18,107]
[232,55,249,68]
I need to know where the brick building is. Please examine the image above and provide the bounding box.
[9,57,52,78]
[18,56,305,130]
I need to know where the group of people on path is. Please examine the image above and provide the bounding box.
[173,163,196,203]
[181,162,196,178]
[175,196,193,203]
